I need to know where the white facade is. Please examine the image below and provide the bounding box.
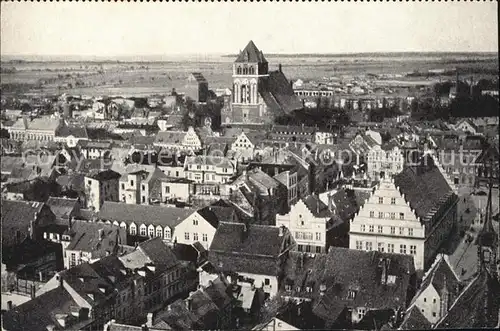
[161,180,190,202]
[84,176,119,212]
[173,212,217,249]
[230,132,256,162]
[184,157,236,184]
[367,145,404,180]
[314,131,334,145]
[276,199,329,254]
[349,178,425,270]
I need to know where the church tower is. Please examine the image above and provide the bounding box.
[477,179,498,278]
[232,40,268,105]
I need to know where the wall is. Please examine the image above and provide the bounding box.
[174,212,216,250]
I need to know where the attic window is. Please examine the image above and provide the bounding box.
[285,285,292,292]
[347,289,357,299]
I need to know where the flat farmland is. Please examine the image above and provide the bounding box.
[1,53,497,97]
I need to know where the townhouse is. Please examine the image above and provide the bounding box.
[119,168,167,204]
[154,126,202,152]
[367,139,404,180]
[349,155,459,272]
[184,155,236,184]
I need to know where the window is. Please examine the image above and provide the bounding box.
[370,211,375,218]
[357,307,365,320]
[433,298,437,303]
[399,212,404,220]
[156,228,162,237]
[130,180,134,186]
[378,212,384,219]
[297,244,303,252]
[130,225,137,235]
[410,245,417,255]
[378,197,384,204]
[142,196,146,203]
[164,228,171,240]
[193,233,198,241]
[149,227,154,238]
[264,278,270,286]
[184,232,190,240]
[348,290,357,299]
[356,241,363,250]
[399,227,404,235]
[361,225,366,232]
[142,184,145,191]
[165,186,170,194]
[121,183,125,190]
[387,244,394,253]
[432,312,437,317]
[390,227,395,234]
[369,225,374,233]
[424,298,427,302]
[408,228,414,236]
[140,226,147,236]
[378,225,383,233]
[365,242,372,251]
[390,212,395,220]
[193,219,198,226]
[202,234,207,242]
[316,232,321,241]
[391,197,396,205]
[316,246,322,253]
[400,244,407,254]
[378,242,385,252]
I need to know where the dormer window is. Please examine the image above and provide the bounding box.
[285,284,292,292]
[306,286,312,293]
[348,289,357,299]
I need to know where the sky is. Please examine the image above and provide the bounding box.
[1,2,498,58]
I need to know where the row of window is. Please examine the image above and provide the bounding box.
[369,210,405,220]
[295,231,321,241]
[297,244,323,253]
[360,224,414,236]
[355,241,417,255]
[378,197,397,205]
[184,232,208,242]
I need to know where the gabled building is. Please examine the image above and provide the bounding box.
[401,254,462,327]
[45,196,81,225]
[64,220,128,269]
[153,126,202,152]
[277,195,333,254]
[207,222,296,297]
[223,41,302,126]
[367,139,404,180]
[349,155,459,273]
[54,123,89,148]
[8,116,62,141]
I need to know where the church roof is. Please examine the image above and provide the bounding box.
[258,71,303,115]
[235,40,267,63]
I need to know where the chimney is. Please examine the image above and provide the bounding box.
[31,284,36,299]
[279,64,282,73]
[186,297,192,311]
[56,274,63,288]
[146,313,153,327]
[380,258,388,285]
[98,228,104,240]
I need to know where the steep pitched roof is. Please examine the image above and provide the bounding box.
[1,199,47,247]
[209,222,288,276]
[259,71,303,115]
[281,251,328,299]
[418,254,461,301]
[1,286,82,331]
[399,305,432,330]
[313,248,415,324]
[46,197,79,221]
[56,124,88,139]
[98,201,195,228]
[197,204,237,229]
[435,268,500,329]
[303,195,332,218]
[66,221,126,260]
[394,154,455,220]
[235,40,267,63]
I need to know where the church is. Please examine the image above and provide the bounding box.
[222,40,303,126]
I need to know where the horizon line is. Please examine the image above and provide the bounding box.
[1,50,498,60]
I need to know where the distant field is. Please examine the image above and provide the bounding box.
[1,53,498,97]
